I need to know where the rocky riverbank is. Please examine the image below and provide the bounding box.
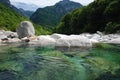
[0,30,120,47]
[0,21,120,47]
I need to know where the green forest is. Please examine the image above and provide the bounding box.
[0,3,50,35]
[0,3,26,31]
[0,0,120,35]
[56,0,120,34]
[30,0,82,28]
[0,0,120,80]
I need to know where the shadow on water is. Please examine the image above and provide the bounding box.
[0,43,120,80]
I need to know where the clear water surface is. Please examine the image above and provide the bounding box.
[0,43,120,80]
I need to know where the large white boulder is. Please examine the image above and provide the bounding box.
[55,37,70,48]
[50,33,68,40]
[108,38,120,44]
[16,21,35,38]
[90,39,99,44]
[0,35,7,39]
[0,30,7,39]
[56,35,92,48]
[7,38,21,43]
[37,35,56,46]
[0,39,1,43]
[81,33,93,39]
[91,34,101,40]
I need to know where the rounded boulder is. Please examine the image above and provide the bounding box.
[16,21,35,38]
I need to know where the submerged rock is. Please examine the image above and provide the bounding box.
[0,70,16,80]
[16,21,35,39]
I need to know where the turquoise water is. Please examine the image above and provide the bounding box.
[0,43,120,80]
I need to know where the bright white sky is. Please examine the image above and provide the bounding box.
[10,0,94,7]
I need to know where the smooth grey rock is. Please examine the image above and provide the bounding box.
[96,31,103,36]
[56,35,92,48]
[90,39,99,44]
[3,31,18,38]
[0,30,7,39]
[81,33,93,39]
[0,35,7,39]
[37,35,56,46]
[91,34,101,40]
[108,38,120,44]
[16,21,35,38]
[7,38,21,43]
[0,39,1,43]
[56,38,70,48]
[51,33,68,40]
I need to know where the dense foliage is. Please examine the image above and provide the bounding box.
[0,3,51,35]
[34,24,51,35]
[0,3,27,31]
[56,0,120,34]
[30,0,82,27]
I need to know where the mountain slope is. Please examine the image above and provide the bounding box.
[11,2,39,11]
[0,0,24,15]
[0,2,27,31]
[11,2,38,18]
[0,0,32,18]
[0,2,51,35]
[0,0,10,6]
[56,0,120,34]
[30,0,82,27]
[19,8,34,18]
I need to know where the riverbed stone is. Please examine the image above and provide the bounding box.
[56,38,70,48]
[37,35,56,46]
[108,38,120,44]
[0,39,1,43]
[7,32,18,38]
[51,33,68,40]
[7,38,21,43]
[56,35,92,48]
[90,39,99,44]
[16,21,35,39]
[0,35,7,39]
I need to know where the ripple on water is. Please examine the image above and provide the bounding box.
[0,43,120,80]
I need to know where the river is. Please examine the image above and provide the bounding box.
[0,43,120,80]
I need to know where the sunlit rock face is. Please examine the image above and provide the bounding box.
[108,38,120,44]
[37,35,56,46]
[55,35,92,48]
[16,21,35,39]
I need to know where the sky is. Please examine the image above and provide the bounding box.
[10,0,94,7]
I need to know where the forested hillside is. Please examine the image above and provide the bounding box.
[56,0,120,34]
[30,0,82,27]
[0,2,27,31]
[0,2,50,35]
